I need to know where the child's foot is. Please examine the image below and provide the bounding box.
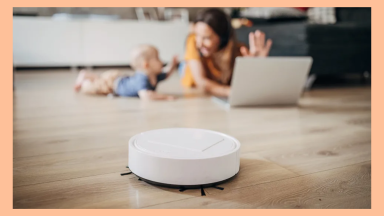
[74,70,87,92]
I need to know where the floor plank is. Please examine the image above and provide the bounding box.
[145,161,371,209]
[13,153,297,209]
[13,70,371,208]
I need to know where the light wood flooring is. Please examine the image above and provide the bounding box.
[13,69,371,209]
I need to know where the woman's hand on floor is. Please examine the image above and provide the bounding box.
[240,30,273,57]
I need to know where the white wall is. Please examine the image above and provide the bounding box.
[13,17,83,66]
[13,17,189,67]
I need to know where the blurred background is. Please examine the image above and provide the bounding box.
[13,8,372,209]
[13,7,371,87]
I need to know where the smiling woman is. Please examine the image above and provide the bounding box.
[179,8,273,97]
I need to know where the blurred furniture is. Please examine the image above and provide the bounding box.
[164,8,189,23]
[13,16,189,67]
[135,8,159,21]
[235,8,371,82]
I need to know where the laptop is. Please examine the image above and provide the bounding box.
[212,57,313,108]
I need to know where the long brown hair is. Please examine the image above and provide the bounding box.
[195,8,239,84]
[195,8,233,50]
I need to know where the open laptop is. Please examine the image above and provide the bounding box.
[212,57,313,108]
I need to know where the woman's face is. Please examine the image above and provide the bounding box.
[195,22,220,57]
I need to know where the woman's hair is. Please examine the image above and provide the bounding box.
[195,8,233,50]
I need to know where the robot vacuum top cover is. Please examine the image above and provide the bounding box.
[128,128,241,187]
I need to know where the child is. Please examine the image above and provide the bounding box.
[74,44,178,100]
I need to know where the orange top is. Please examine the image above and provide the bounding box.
[181,34,242,87]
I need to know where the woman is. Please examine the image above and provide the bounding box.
[180,8,273,97]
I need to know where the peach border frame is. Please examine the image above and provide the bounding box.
[3,1,378,214]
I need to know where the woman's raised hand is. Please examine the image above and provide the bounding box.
[240,30,273,57]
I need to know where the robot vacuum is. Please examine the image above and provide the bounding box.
[123,128,241,194]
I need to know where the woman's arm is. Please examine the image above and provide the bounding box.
[187,60,230,97]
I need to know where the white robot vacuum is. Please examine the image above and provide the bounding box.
[122,128,241,195]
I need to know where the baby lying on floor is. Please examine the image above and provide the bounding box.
[74,44,178,100]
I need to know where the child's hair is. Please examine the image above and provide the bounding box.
[129,44,157,70]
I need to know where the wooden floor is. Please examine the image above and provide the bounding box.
[13,69,371,209]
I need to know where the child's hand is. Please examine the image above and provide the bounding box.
[138,90,176,101]
[166,95,176,101]
[171,55,179,67]
[163,55,179,77]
